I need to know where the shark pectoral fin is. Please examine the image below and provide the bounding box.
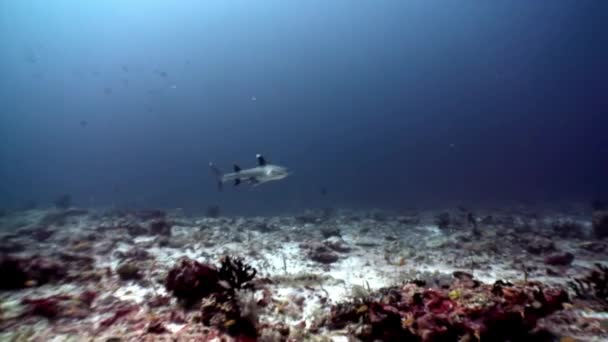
[234,179,241,186]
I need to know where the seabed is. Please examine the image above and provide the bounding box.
[0,205,607,341]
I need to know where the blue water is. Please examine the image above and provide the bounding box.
[1,1,606,215]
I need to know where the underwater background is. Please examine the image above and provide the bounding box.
[1,1,606,215]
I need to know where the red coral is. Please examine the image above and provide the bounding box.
[165,258,220,305]
[99,305,138,328]
[21,295,72,319]
[78,290,97,307]
[324,279,569,342]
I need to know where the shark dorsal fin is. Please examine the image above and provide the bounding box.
[256,154,266,166]
[233,164,241,172]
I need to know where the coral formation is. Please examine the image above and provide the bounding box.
[322,277,569,341]
[1,206,606,340]
[544,252,575,266]
[568,263,608,306]
[218,256,257,293]
[116,262,142,281]
[165,258,220,305]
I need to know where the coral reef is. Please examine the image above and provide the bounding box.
[200,292,258,340]
[568,263,608,307]
[1,206,606,340]
[218,256,257,292]
[165,258,220,305]
[322,277,569,341]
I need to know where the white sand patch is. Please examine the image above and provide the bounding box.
[114,283,151,304]
[166,323,185,334]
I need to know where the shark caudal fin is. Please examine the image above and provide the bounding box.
[209,162,224,191]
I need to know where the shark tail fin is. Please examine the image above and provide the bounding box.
[209,162,224,191]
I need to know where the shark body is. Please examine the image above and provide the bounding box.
[209,154,289,190]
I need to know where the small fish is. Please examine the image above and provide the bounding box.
[320,187,328,196]
[209,154,290,191]
[80,120,88,127]
[24,279,37,287]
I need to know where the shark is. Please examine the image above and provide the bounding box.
[209,154,290,190]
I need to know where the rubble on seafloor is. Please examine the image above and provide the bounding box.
[0,205,607,341]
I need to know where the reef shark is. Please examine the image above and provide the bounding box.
[209,154,290,191]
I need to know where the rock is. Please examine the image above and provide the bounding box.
[251,222,277,233]
[125,223,147,237]
[320,227,341,239]
[0,256,67,290]
[116,247,151,261]
[309,247,339,264]
[435,212,451,229]
[385,235,398,241]
[149,220,172,236]
[324,237,351,253]
[157,236,171,247]
[116,262,142,281]
[593,210,608,238]
[146,317,167,334]
[544,252,575,266]
[579,241,607,253]
[526,238,556,255]
[16,226,56,242]
[0,240,25,253]
[133,209,166,221]
[552,220,584,238]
